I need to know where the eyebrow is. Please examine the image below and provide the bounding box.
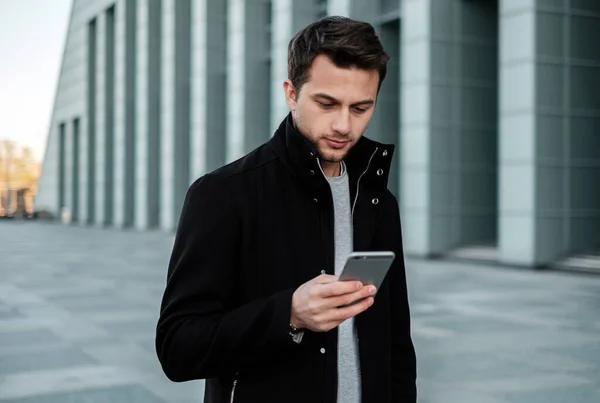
[313,93,375,107]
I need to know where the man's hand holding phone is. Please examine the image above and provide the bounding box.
[290,274,376,332]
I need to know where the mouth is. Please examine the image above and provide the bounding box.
[324,138,350,150]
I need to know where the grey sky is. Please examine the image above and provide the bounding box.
[0,0,72,161]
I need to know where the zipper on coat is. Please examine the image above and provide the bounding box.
[351,147,378,217]
[230,379,238,403]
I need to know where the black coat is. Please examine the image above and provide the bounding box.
[156,113,417,403]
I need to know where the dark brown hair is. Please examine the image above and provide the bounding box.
[287,16,390,96]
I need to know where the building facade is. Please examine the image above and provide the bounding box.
[35,0,600,270]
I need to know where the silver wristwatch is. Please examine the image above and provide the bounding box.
[289,324,304,344]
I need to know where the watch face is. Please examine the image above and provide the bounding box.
[291,331,304,344]
[289,324,303,343]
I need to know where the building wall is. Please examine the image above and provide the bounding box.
[36,0,599,268]
[401,0,499,257]
[35,0,116,221]
[499,0,600,266]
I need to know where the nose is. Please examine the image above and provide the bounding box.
[331,111,351,136]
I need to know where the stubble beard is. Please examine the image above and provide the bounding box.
[294,114,349,163]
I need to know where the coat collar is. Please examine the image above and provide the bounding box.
[267,112,395,184]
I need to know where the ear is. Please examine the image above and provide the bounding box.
[283,79,297,111]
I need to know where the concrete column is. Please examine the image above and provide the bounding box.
[113,0,126,227]
[190,0,228,177]
[134,0,149,230]
[160,0,176,230]
[326,0,378,21]
[123,0,137,228]
[366,4,401,198]
[86,18,97,225]
[498,1,542,266]
[173,0,192,223]
[565,1,600,254]
[269,0,321,134]
[401,0,499,257]
[104,5,116,226]
[146,0,162,228]
[226,0,272,162]
[74,117,87,224]
[58,123,67,216]
[327,0,350,16]
[499,0,600,266]
[94,13,106,226]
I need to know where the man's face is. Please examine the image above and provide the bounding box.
[284,54,379,165]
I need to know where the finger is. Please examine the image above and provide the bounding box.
[331,297,374,322]
[315,274,339,284]
[317,280,363,298]
[330,285,376,308]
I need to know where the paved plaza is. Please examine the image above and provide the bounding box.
[0,221,599,403]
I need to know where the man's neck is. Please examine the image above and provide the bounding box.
[320,160,342,177]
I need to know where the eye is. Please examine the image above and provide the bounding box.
[354,107,367,114]
[317,101,334,109]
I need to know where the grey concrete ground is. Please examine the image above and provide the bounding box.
[0,221,599,403]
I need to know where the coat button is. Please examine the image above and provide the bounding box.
[309,170,315,175]
[382,150,388,157]
[372,198,379,205]
[313,198,319,204]
[320,348,326,354]
[377,169,384,176]
[321,270,326,274]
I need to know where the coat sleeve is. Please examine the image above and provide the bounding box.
[388,197,417,402]
[155,174,297,382]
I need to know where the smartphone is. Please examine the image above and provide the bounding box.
[338,251,395,304]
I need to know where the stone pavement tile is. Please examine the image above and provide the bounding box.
[0,305,24,320]
[416,314,531,333]
[417,379,511,403]
[537,343,600,378]
[46,318,114,344]
[414,328,600,356]
[0,385,168,403]
[459,373,592,394]
[141,373,205,403]
[0,364,144,400]
[495,349,597,374]
[416,351,542,383]
[43,292,120,306]
[100,318,158,337]
[427,300,573,330]
[128,334,158,355]
[0,329,62,347]
[500,383,600,403]
[0,284,48,306]
[29,284,114,297]
[412,322,456,339]
[0,341,72,357]
[0,317,65,333]
[54,301,150,314]
[79,341,164,378]
[0,347,98,375]
[81,308,157,322]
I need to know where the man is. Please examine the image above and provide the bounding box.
[156,16,416,403]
